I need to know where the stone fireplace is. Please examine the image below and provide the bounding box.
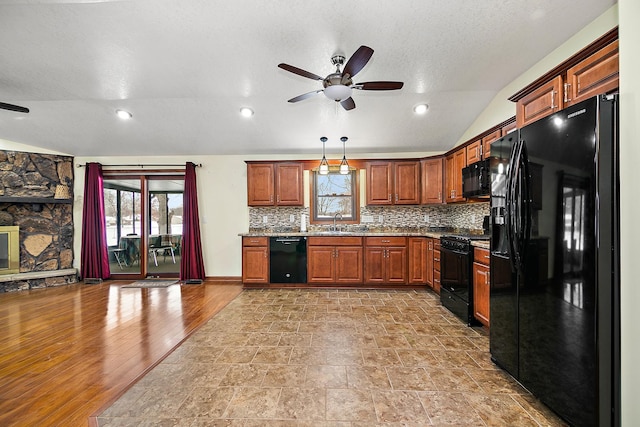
[0,150,77,292]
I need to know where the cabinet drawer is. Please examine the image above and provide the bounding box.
[365,236,407,246]
[474,247,490,265]
[243,236,268,247]
[307,236,363,246]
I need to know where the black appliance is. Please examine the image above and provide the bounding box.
[269,236,307,283]
[489,94,620,427]
[462,158,490,197]
[440,235,476,325]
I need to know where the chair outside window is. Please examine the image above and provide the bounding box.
[148,235,175,266]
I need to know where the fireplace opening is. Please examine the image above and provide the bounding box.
[0,226,19,275]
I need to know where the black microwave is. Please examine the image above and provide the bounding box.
[462,159,490,197]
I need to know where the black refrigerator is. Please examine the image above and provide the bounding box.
[489,94,620,427]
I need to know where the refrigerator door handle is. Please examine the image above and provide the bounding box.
[518,140,532,269]
[505,139,522,273]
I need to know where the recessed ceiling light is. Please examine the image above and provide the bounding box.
[115,109,132,120]
[240,107,254,117]
[413,104,429,115]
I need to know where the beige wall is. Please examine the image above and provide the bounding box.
[619,0,638,424]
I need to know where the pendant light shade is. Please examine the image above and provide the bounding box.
[319,136,329,175]
[339,136,349,174]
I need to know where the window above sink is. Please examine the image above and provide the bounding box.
[311,169,359,225]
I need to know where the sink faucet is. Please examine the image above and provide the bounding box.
[333,212,343,232]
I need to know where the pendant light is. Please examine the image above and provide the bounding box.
[339,136,349,174]
[319,136,329,175]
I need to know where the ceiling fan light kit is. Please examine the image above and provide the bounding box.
[278,45,404,111]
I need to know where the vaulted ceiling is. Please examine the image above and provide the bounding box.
[0,0,616,157]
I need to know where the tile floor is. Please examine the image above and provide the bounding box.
[98,288,566,426]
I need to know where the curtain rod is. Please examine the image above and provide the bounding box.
[76,163,202,168]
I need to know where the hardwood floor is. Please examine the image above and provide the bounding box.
[0,280,243,427]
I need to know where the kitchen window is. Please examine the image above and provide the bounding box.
[311,169,359,224]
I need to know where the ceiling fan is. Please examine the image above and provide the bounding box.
[278,45,404,111]
[0,101,29,114]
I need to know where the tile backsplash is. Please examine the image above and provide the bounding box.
[249,203,489,232]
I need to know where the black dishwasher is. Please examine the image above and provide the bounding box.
[269,236,307,283]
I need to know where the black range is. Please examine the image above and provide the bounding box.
[439,234,488,325]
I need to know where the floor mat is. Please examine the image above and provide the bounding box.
[121,280,178,288]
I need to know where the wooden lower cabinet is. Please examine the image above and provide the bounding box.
[408,237,427,285]
[242,237,269,284]
[307,237,363,285]
[433,240,441,294]
[364,237,407,285]
[473,247,490,327]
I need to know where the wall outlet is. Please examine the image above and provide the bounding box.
[378,215,384,223]
[424,214,430,223]
[290,214,295,222]
[471,214,476,223]
[262,215,268,223]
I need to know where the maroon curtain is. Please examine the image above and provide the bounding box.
[180,162,205,281]
[80,162,110,280]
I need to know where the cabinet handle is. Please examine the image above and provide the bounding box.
[270,195,273,203]
[551,91,556,109]
[388,194,392,202]
[264,249,267,258]
[564,83,571,103]
[487,271,490,283]
[438,191,441,200]
[395,194,398,202]
[434,257,439,262]
[277,195,280,203]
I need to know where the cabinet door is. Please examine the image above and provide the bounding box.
[307,246,336,284]
[366,161,393,205]
[247,163,274,206]
[473,262,490,327]
[466,140,482,165]
[516,76,563,128]
[426,238,434,286]
[275,163,303,206]
[394,161,420,205]
[433,246,441,294]
[242,246,269,283]
[386,246,407,284]
[364,246,386,284]
[445,149,466,203]
[421,158,443,204]
[408,238,426,284]
[335,246,364,284]
[565,40,618,107]
[481,130,501,159]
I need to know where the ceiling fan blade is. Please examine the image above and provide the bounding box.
[355,81,404,91]
[0,102,29,113]
[287,90,323,103]
[278,63,323,81]
[340,97,356,111]
[342,45,374,78]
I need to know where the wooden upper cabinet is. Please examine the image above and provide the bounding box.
[366,160,420,205]
[421,157,444,205]
[512,29,618,128]
[466,139,482,165]
[445,149,466,203]
[274,162,303,205]
[516,76,564,128]
[247,163,275,206]
[481,130,501,159]
[247,162,303,206]
[565,40,618,107]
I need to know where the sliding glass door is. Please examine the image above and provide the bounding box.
[104,173,184,278]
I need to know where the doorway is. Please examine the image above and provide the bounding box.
[104,173,184,279]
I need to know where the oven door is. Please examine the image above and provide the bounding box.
[440,246,470,303]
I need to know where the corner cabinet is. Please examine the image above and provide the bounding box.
[364,237,407,285]
[247,162,303,206]
[366,160,420,205]
[307,237,363,285]
[242,237,269,284]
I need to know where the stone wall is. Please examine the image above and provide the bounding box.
[0,151,77,292]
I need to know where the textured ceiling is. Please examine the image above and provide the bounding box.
[0,0,616,157]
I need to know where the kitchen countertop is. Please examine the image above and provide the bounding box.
[239,229,491,246]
